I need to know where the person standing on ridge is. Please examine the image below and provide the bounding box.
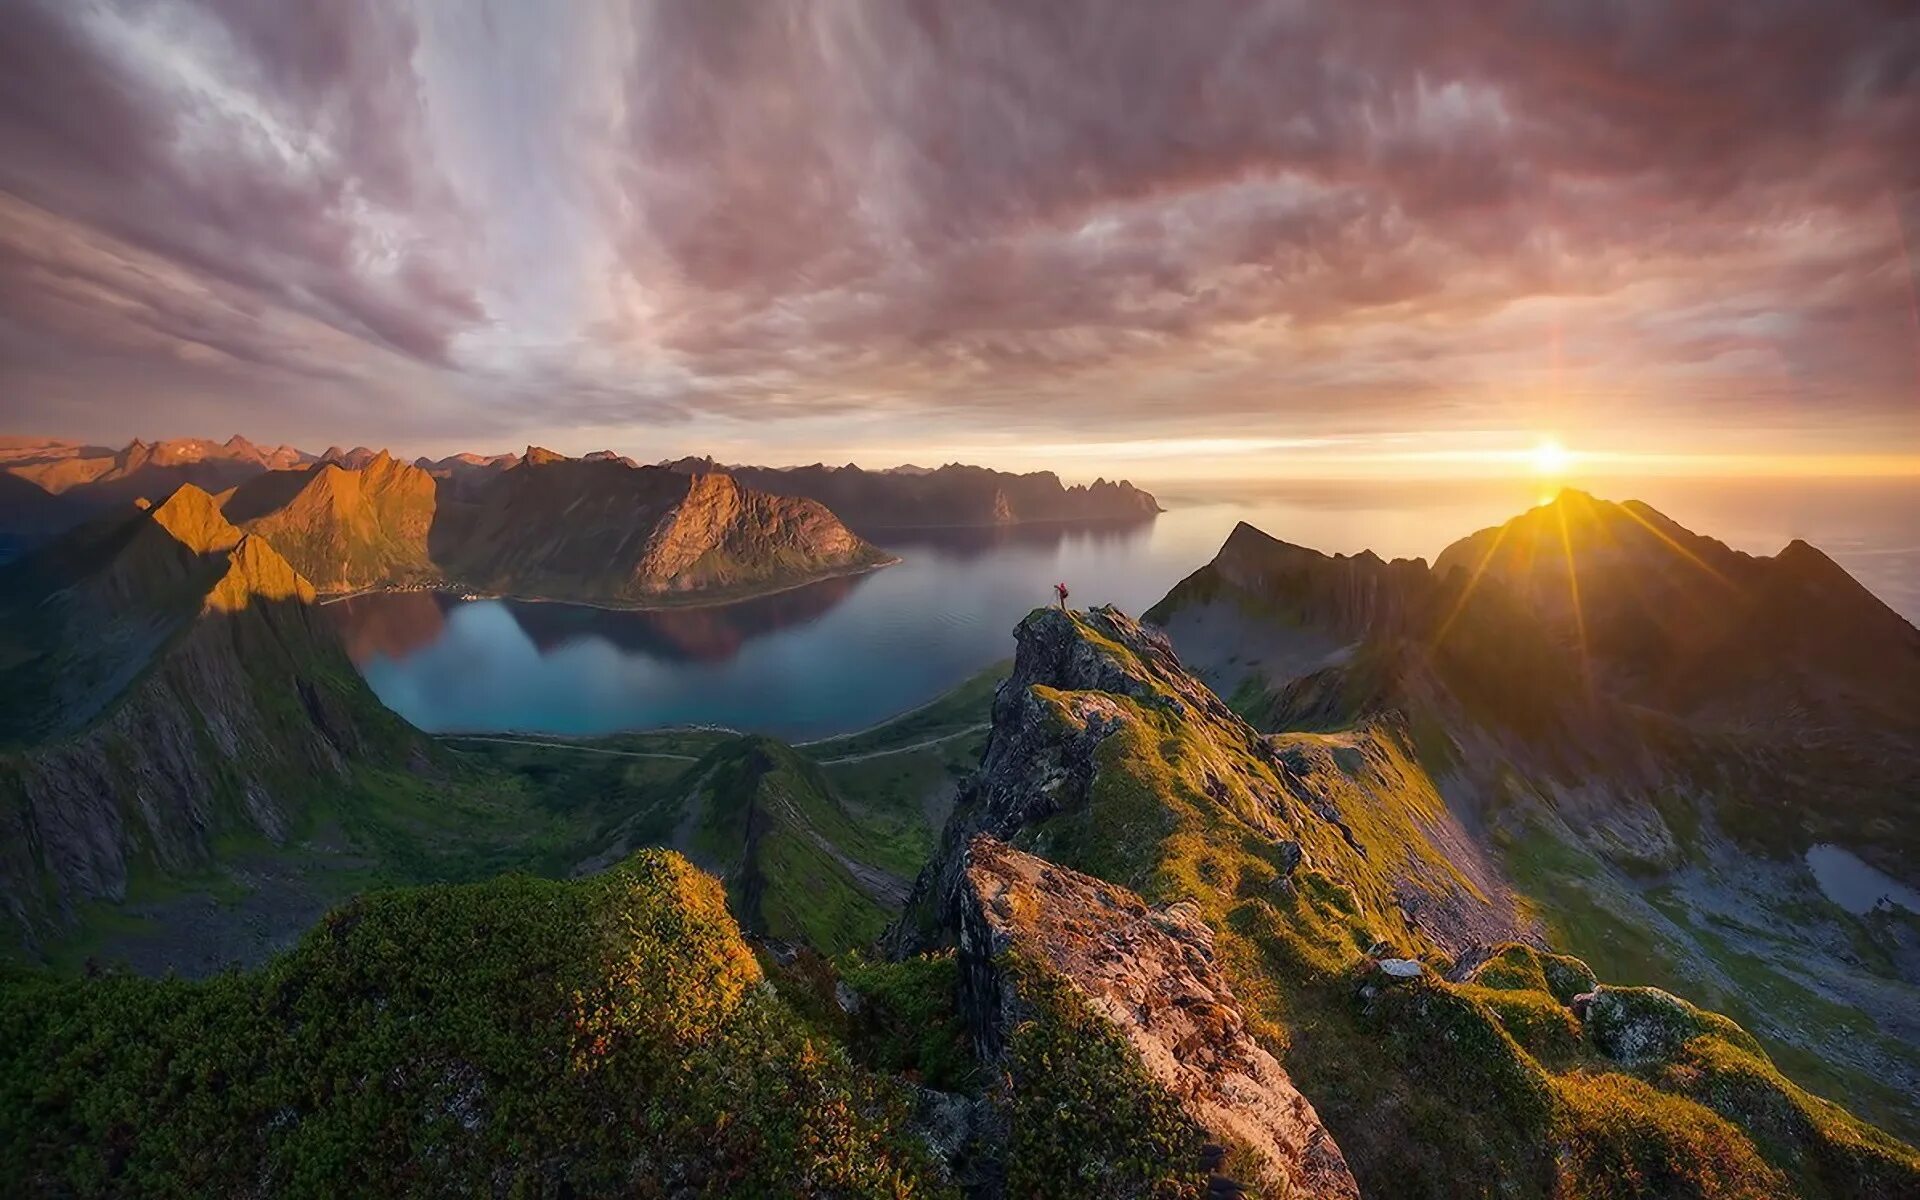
[1055,581,1070,609]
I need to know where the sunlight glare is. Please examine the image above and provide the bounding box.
[1529,438,1573,477]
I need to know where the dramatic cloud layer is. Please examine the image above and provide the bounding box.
[1,0,1916,474]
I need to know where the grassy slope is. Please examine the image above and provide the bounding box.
[0,852,947,1198]
[1157,568,1920,1148]
[18,664,1006,971]
[981,610,1920,1198]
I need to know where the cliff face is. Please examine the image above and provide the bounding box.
[0,486,422,948]
[447,456,891,604]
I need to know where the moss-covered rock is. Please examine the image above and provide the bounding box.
[1467,941,1598,1005]
[1584,985,1766,1066]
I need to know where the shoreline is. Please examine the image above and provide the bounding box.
[314,553,901,613]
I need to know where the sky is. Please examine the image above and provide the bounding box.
[1,1,1917,482]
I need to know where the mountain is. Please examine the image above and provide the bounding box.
[684,460,1163,530]
[3,435,311,499]
[3,556,1916,1193]
[578,735,922,953]
[221,451,439,592]
[0,851,946,1196]
[1146,492,1920,1144]
[409,451,1161,528]
[441,451,893,605]
[171,446,896,606]
[413,450,520,501]
[317,444,379,469]
[0,485,426,949]
[889,603,1920,1196]
[1433,488,1920,737]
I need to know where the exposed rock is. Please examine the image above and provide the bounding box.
[1579,984,1765,1067]
[1376,958,1424,979]
[958,837,1360,1200]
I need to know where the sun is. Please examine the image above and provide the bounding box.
[1528,438,1573,477]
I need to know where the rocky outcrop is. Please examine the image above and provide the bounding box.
[959,837,1360,1198]
[888,603,1524,960]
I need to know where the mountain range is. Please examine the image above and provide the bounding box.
[1,482,1915,1197]
[0,437,1164,552]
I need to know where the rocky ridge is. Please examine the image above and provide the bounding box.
[958,837,1360,1198]
[0,488,424,947]
[1147,492,1920,1146]
[887,600,1920,1196]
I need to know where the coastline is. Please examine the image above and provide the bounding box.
[314,553,901,613]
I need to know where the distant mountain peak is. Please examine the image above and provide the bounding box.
[148,483,243,554]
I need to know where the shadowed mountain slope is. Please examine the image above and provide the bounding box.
[0,486,429,950]
[890,603,1920,1197]
[1434,488,1920,735]
[1147,492,1920,1145]
[441,453,893,605]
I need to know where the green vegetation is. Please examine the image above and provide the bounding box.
[1003,952,1211,1199]
[970,608,1920,1198]
[839,951,977,1092]
[0,852,950,1198]
[800,659,1006,759]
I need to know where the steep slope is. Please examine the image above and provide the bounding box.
[447,453,893,604]
[0,851,945,1197]
[579,736,919,953]
[1434,488,1920,735]
[0,472,85,550]
[684,459,1162,530]
[0,486,428,949]
[959,838,1360,1198]
[223,451,440,592]
[890,604,1920,1197]
[1148,497,1920,1143]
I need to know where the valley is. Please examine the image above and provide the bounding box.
[1,471,1916,1197]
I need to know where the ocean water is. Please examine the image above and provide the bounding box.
[330,475,1920,738]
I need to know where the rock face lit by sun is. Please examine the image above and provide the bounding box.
[1529,439,1573,476]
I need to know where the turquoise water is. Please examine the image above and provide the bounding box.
[330,476,1920,738]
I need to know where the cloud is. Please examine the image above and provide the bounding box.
[0,0,1915,465]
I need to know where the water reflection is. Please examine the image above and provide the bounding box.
[499,569,871,663]
[328,479,1920,738]
[331,591,450,662]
